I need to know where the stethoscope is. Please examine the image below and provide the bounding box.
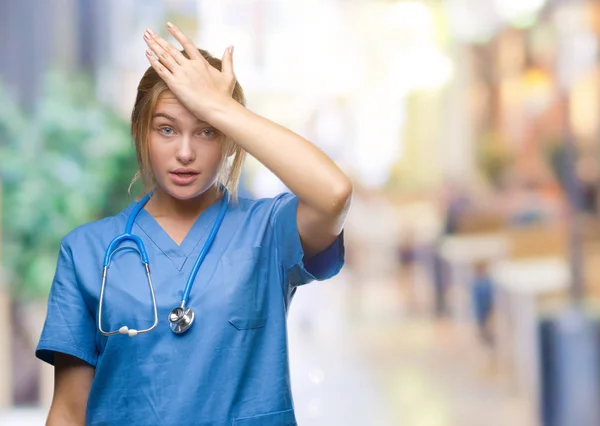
[98,189,228,337]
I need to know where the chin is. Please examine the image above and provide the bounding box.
[162,183,214,201]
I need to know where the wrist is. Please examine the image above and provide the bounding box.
[202,95,246,130]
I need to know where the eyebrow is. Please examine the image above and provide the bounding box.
[152,112,208,126]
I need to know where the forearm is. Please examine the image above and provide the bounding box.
[204,98,352,214]
[46,407,85,426]
[49,353,94,426]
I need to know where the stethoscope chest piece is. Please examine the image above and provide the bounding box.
[169,306,195,335]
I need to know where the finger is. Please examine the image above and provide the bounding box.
[166,22,203,61]
[221,45,235,78]
[145,49,172,81]
[146,28,186,65]
[144,29,178,72]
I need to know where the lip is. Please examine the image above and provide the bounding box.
[169,169,199,186]
[172,168,199,174]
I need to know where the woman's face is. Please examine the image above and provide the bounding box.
[147,91,224,200]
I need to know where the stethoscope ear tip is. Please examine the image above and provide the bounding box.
[118,325,139,337]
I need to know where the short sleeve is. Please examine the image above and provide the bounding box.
[35,241,98,367]
[270,193,345,287]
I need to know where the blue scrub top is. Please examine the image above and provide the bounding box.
[36,192,344,426]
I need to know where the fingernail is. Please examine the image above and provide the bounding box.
[167,22,174,28]
[147,28,155,35]
[144,31,151,40]
[146,49,153,56]
[229,45,234,54]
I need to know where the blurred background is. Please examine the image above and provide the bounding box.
[2,0,600,425]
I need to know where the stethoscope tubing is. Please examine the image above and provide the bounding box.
[97,188,228,337]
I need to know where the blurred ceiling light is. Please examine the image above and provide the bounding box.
[391,46,454,93]
[522,68,554,115]
[383,1,433,31]
[444,0,502,43]
[493,0,547,27]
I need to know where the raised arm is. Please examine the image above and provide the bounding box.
[46,353,94,426]
[207,99,352,256]
[143,23,353,257]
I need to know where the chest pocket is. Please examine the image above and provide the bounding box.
[221,246,268,330]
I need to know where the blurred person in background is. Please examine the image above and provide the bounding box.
[395,229,420,315]
[430,182,471,318]
[470,261,495,346]
[35,22,352,426]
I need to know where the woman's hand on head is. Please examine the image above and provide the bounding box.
[143,23,236,120]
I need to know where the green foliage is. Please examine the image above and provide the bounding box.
[0,71,138,299]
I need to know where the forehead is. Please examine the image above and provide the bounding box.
[153,92,196,121]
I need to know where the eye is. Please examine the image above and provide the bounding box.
[200,128,218,138]
[158,126,174,136]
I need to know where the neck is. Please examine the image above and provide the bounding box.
[145,186,221,221]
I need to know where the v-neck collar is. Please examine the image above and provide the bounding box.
[121,196,225,271]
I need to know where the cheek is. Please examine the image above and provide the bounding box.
[201,141,225,167]
[209,146,225,165]
[147,138,169,171]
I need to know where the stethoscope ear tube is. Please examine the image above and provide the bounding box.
[98,260,158,337]
[103,234,149,266]
[180,190,229,305]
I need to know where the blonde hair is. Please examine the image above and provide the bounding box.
[129,48,247,202]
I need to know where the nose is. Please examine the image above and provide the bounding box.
[176,135,195,164]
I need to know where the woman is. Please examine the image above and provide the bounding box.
[36,23,352,426]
